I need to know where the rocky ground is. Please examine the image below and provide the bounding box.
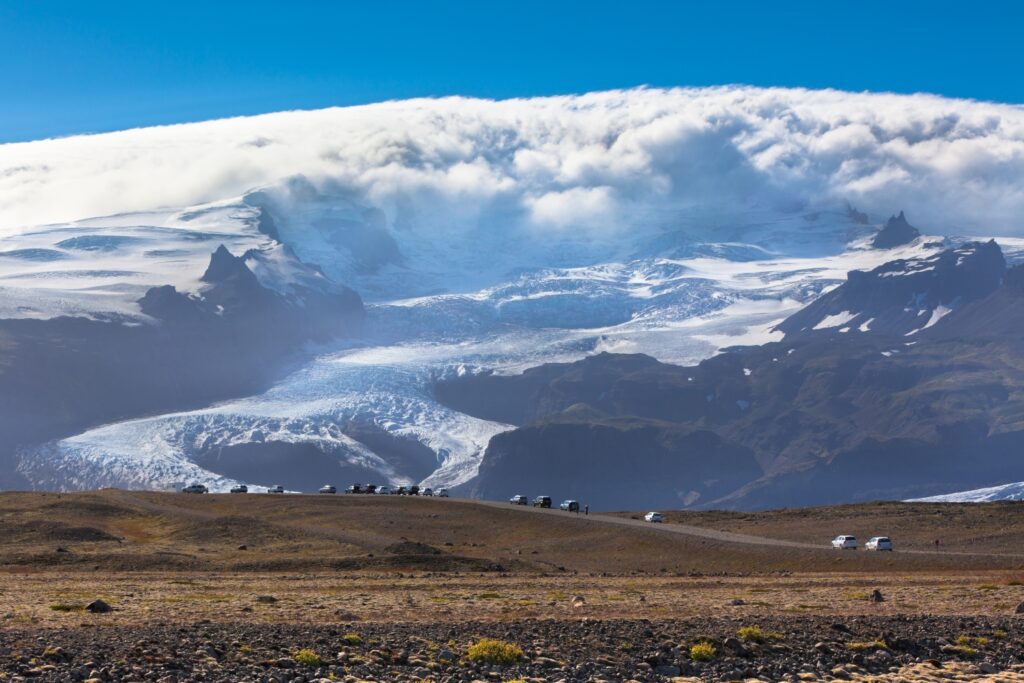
[1,615,1021,682]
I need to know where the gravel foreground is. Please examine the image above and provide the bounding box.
[1,615,1022,682]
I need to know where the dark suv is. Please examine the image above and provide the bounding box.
[532,495,552,508]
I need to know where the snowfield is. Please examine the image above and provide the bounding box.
[909,482,1024,503]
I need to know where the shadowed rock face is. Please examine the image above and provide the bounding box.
[0,246,363,488]
[439,242,1024,510]
[871,210,920,249]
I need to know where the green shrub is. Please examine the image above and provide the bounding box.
[847,640,887,652]
[690,641,717,661]
[466,638,523,664]
[737,625,765,643]
[341,632,362,646]
[293,649,322,667]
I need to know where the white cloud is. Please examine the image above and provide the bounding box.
[2,86,1024,236]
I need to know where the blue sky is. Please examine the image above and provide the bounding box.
[2,0,1021,143]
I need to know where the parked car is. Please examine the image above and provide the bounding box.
[831,535,858,550]
[229,484,248,494]
[421,487,433,496]
[364,484,377,494]
[865,536,893,551]
[510,494,528,505]
[266,485,285,494]
[318,484,337,494]
[436,488,449,498]
[395,486,409,495]
[346,484,363,494]
[644,511,663,523]
[181,483,208,494]
[376,485,391,495]
[532,496,552,508]
[559,499,580,512]
[408,485,420,495]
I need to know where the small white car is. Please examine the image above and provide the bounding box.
[376,485,391,495]
[229,484,248,494]
[181,484,208,494]
[865,536,893,551]
[436,488,449,498]
[832,535,858,550]
[318,484,337,494]
[422,487,434,496]
[644,511,663,523]
[266,485,285,494]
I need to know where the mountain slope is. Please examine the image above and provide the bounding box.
[0,245,363,489]
[440,243,1024,509]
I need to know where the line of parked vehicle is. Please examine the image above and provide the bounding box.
[831,534,893,551]
[509,494,587,512]
[180,483,449,497]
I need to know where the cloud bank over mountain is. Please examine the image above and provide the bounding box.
[2,86,1024,235]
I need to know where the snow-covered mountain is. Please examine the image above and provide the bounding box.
[4,87,1024,499]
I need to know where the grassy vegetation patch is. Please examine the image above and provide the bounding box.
[293,648,322,667]
[690,641,717,661]
[847,640,887,652]
[956,635,989,648]
[48,603,85,613]
[466,638,523,664]
[342,632,363,646]
[737,625,766,642]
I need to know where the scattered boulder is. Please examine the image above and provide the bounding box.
[869,589,884,603]
[255,595,278,604]
[723,636,748,656]
[85,600,112,614]
[1015,601,1024,614]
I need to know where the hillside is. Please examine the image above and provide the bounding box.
[2,490,1024,575]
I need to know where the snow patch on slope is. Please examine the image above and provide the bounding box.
[910,481,1024,503]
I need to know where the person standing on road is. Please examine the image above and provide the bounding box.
[584,504,589,516]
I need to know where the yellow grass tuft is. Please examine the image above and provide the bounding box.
[466,638,523,664]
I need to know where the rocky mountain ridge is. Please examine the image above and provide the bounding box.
[439,240,1024,509]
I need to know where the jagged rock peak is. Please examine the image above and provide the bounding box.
[871,210,921,249]
[200,245,255,284]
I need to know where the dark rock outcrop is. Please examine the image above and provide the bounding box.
[871,211,920,249]
[776,240,1005,338]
